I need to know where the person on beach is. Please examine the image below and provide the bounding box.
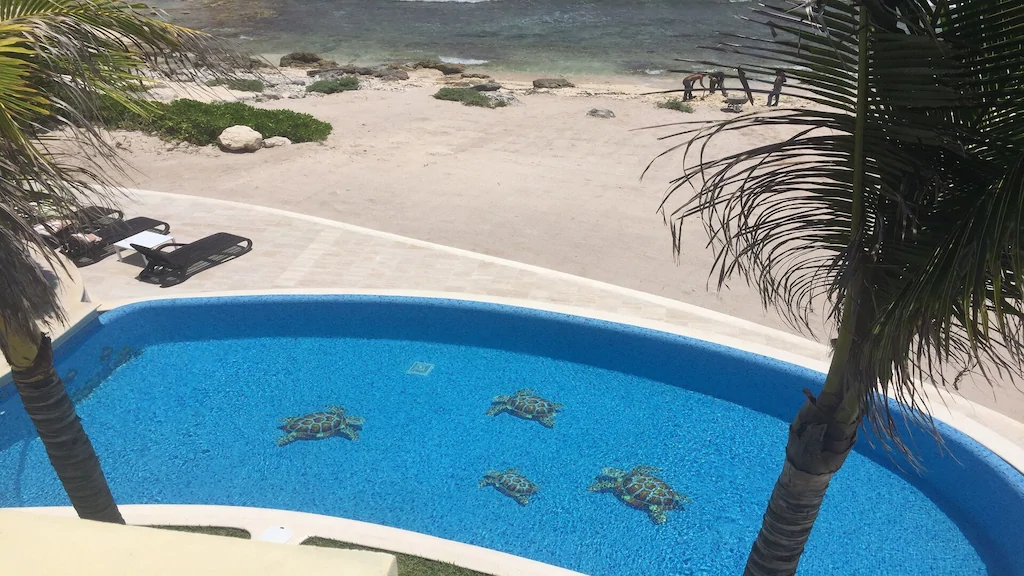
[708,71,727,96]
[767,69,786,106]
[682,72,705,101]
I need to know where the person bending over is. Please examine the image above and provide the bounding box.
[682,72,705,101]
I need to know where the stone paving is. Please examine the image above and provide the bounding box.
[80,189,827,358]
[75,189,1024,451]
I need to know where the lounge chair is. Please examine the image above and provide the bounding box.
[64,216,171,266]
[133,232,253,287]
[35,205,125,248]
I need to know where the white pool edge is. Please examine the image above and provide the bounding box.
[13,504,585,576]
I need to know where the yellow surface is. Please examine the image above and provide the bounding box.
[0,511,398,576]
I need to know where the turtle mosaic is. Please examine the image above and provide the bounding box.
[277,405,365,446]
[588,466,690,524]
[479,468,539,506]
[485,389,564,428]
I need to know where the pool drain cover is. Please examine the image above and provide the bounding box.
[407,362,434,376]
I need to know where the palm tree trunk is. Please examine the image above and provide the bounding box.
[743,388,860,576]
[1,322,124,524]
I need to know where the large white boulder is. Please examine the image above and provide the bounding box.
[217,125,263,152]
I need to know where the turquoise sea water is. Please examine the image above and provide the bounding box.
[150,0,766,74]
[2,297,1020,575]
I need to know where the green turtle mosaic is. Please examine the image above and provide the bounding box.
[277,405,365,446]
[588,466,690,524]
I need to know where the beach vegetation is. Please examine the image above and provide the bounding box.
[657,98,693,113]
[0,0,242,526]
[205,78,265,92]
[306,77,360,94]
[101,98,333,145]
[433,87,505,109]
[648,0,1024,573]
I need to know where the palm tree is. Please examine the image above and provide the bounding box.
[0,0,233,523]
[648,0,1024,573]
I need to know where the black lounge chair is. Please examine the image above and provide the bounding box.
[64,216,171,266]
[36,205,125,247]
[133,232,253,287]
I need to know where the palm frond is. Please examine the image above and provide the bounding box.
[648,0,1024,448]
[0,0,240,341]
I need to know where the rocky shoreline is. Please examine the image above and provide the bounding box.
[141,49,699,109]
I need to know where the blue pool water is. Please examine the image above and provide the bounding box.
[1,296,1022,575]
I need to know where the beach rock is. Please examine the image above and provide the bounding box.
[379,70,410,81]
[247,56,273,69]
[587,108,616,119]
[435,63,466,75]
[314,59,340,70]
[263,136,292,148]
[462,73,491,79]
[533,78,574,89]
[472,82,502,92]
[279,51,323,68]
[414,60,466,75]
[485,93,521,107]
[217,126,263,152]
[311,65,376,78]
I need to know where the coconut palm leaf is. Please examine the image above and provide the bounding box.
[0,0,236,339]
[652,0,1024,442]
[0,0,239,524]
[647,0,1023,572]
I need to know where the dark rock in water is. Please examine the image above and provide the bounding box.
[462,73,491,79]
[533,78,574,89]
[587,108,616,119]
[280,52,323,67]
[472,82,502,92]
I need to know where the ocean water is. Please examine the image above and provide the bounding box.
[150,0,765,75]
[0,296,1010,575]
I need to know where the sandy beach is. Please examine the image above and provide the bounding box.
[100,66,1024,422]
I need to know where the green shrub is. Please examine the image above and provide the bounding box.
[205,78,265,92]
[306,77,359,94]
[100,98,332,145]
[432,87,504,109]
[658,98,694,113]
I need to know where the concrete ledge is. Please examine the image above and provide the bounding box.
[17,504,586,576]
[0,509,397,576]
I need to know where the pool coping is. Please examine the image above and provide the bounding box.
[13,504,586,576]
[92,289,1024,475]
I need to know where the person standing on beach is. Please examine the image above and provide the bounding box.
[767,69,786,106]
[682,72,705,101]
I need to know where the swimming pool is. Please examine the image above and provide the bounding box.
[1,295,1022,575]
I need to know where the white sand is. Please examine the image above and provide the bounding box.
[102,69,1024,421]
